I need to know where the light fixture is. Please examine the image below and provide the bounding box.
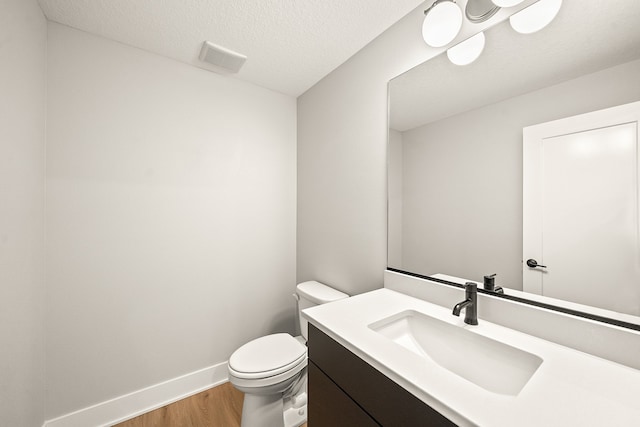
[422,0,463,48]
[509,0,562,34]
[419,0,562,67]
[447,32,486,65]
[490,0,525,7]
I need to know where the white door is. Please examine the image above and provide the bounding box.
[523,101,640,316]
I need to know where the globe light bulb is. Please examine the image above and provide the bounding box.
[491,0,526,7]
[447,32,486,66]
[509,0,562,34]
[422,0,463,48]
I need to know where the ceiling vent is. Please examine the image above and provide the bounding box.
[198,41,247,73]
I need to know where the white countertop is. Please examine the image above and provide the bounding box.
[302,288,640,427]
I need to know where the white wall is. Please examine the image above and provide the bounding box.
[400,59,640,289]
[0,1,47,426]
[297,6,430,295]
[46,23,296,419]
[296,3,523,294]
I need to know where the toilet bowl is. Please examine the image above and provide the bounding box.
[228,281,348,427]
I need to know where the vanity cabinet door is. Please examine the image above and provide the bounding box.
[308,361,379,426]
[308,324,457,427]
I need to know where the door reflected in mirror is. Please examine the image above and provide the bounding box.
[388,0,640,325]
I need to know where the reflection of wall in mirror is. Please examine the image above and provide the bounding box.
[388,129,403,267]
[390,58,640,290]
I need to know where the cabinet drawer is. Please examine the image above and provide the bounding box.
[308,324,457,427]
[308,361,379,426]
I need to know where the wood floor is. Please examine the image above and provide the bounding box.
[113,382,307,427]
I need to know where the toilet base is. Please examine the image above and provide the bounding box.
[239,393,306,427]
[240,392,284,427]
[283,389,307,427]
[283,400,307,427]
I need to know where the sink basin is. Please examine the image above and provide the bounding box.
[369,310,543,396]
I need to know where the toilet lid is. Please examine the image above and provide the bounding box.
[229,333,306,379]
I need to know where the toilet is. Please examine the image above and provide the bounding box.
[228,281,348,427]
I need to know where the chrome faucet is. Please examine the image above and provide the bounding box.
[452,282,478,325]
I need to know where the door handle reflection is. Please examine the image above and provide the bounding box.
[526,259,547,269]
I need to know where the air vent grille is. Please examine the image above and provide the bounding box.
[198,41,247,73]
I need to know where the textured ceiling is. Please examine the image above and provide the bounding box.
[37,0,424,96]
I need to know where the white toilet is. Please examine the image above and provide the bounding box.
[228,281,348,427]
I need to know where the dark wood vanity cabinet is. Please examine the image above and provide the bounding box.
[307,324,457,427]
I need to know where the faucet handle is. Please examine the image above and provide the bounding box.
[483,274,496,290]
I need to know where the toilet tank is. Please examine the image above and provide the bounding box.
[296,281,348,340]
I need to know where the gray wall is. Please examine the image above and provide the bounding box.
[297,6,444,295]
[46,24,297,418]
[400,59,640,289]
[0,0,47,426]
[296,3,520,295]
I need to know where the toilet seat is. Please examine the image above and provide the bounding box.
[229,357,307,390]
[229,333,307,380]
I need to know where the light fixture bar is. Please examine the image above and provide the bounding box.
[466,0,501,24]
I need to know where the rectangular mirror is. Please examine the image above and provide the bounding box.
[388,0,640,327]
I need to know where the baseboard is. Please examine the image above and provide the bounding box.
[43,361,229,427]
